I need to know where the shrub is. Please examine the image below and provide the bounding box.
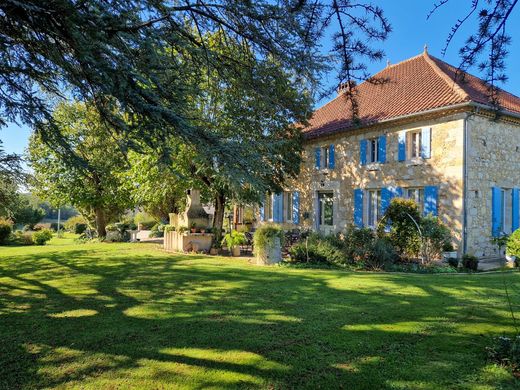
[507,229,520,258]
[462,254,479,271]
[342,226,376,263]
[164,224,176,233]
[64,215,89,234]
[364,237,398,270]
[0,219,13,244]
[12,231,34,245]
[253,224,285,258]
[33,229,53,245]
[447,257,459,268]
[420,215,452,261]
[50,222,64,231]
[288,233,345,265]
[288,240,330,264]
[382,198,422,258]
[149,223,165,237]
[222,230,246,249]
[487,335,520,373]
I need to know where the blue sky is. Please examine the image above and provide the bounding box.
[2,0,519,156]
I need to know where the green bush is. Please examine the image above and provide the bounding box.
[253,224,285,258]
[382,198,422,259]
[12,231,34,245]
[222,230,246,249]
[462,254,479,271]
[342,226,376,263]
[33,229,53,245]
[364,237,398,270]
[0,218,13,244]
[420,215,452,261]
[163,224,175,233]
[288,233,345,265]
[64,215,89,234]
[50,222,64,231]
[149,223,165,237]
[507,229,520,258]
[447,257,459,268]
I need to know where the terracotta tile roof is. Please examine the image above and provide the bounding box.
[304,50,520,139]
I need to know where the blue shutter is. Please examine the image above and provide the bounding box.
[421,127,431,159]
[380,188,392,216]
[513,188,519,232]
[354,189,364,227]
[328,144,335,169]
[315,147,321,169]
[424,186,438,216]
[359,139,367,165]
[273,193,283,223]
[394,187,404,198]
[292,191,300,224]
[378,135,387,163]
[492,187,503,237]
[398,132,406,161]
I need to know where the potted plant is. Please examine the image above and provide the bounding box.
[178,226,189,235]
[253,224,284,265]
[222,230,246,257]
[209,241,220,255]
[442,241,457,262]
[200,226,206,234]
[190,222,197,234]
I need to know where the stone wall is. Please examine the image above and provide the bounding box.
[288,113,466,251]
[466,114,520,258]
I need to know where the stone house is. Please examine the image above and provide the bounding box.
[260,49,520,259]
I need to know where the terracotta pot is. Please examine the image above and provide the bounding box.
[191,228,196,233]
[209,247,219,255]
[200,229,206,234]
[231,246,241,257]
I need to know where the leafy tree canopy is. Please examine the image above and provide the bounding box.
[28,101,133,237]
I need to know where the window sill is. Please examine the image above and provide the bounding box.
[406,157,424,166]
[365,162,381,171]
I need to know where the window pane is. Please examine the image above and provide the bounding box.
[318,192,333,226]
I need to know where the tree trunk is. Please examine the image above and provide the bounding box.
[213,192,226,244]
[95,208,107,238]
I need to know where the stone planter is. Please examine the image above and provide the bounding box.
[255,237,282,265]
[231,246,241,257]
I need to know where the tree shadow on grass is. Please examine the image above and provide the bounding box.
[1,245,519,389]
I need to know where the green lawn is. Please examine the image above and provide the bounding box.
[1,237,519,389]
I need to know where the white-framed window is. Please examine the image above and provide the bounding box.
[367,138,379,163]
[502,188,513,234]
[366,189,381,228]
[406,188,424,212]
[321,145,330,169]
[408,130,422,159]
[265,194,274,221]
[284,192,293,223]
[318,192,333,226]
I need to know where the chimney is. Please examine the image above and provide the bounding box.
[337,80,357,95]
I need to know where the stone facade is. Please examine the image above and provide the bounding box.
[273,109,520,258]
[466,114,520,258]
